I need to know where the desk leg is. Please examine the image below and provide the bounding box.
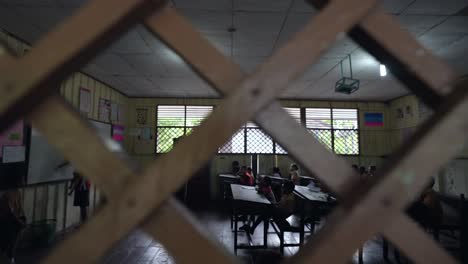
[358,247,363,264]
[383,238,388,260]
[234,209,238,255]
[263,218,268,248]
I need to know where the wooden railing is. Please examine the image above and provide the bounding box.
[0,0,464,263]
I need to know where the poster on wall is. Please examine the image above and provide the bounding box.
[79,88,91,114]
[364,113,383,127]
[2,146,26,163]
[136,108,148,125]
[99,98,111,122]
[112,125,125,142]
[111,102,119,122]
[0,120,24,158]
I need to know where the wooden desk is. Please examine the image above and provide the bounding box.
[294,186,332,203]
[259,174,287,184]
[218,174,240,200]
[219,174,240,180]
[230,184,271,254]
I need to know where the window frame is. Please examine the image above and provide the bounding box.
[155,105,359,156]
[305,107,360,156]
[155,104,214,154]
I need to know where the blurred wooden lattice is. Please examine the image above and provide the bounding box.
[0,0,464,263]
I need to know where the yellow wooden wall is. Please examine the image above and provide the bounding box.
[126,98,390,174]
[0,30,129,132]
[1,30,128,229]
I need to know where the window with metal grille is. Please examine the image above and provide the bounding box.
[305,108,359,155]
[220,107,301,154]
[156,105,213,153]
[275,107,301,154]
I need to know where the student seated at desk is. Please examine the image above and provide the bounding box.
[407,177,443,229]
[258,176,276,203]
[272,167,282,178]
[232,161,240,175]
[289,164,300,185]
[246,181,296,234]
[238,166,254,186]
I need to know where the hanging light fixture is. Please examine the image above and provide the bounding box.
[380,64,387,77]
[335,54,360,95]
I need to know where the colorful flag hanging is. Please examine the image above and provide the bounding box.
[364,112,384,127]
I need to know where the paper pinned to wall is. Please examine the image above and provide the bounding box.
[2,146,25,163]
[141,127,152,140]
[0,120,23,158]
[79,88,91,114]
[111,102,118,122]
[99,98,111,122]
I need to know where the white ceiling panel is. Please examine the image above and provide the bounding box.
[279,12,314,40]
[436,35,468,60]
[233,39,274,57]
[280,81,312,97]
[115,76,158,93]
[234,0,293,12]
[233,56,267,72]
[179,10,231,33]
[110,28,152,54]
[120,54,167,77]
[149,76,218,97]
[0,6,43,43]
[0,0,466,100]
[300,59,341,81]
[404,0,468,15]
[427,16,468,34]
[234,12,286,35]
[418,32,466,52]
[174,0,231,10]
[396,15,447,35]
[92,52,139,76]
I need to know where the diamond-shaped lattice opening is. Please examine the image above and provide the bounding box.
[309,129,332,151]
[246,128,273,154]
[218,129,245,153]
[275,143,287,154]
[157,127,184,153]
[334,129,359,155]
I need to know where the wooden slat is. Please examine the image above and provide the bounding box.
[43,1,378,262]
[383,213,457,264]
[0,0,165,133]
[145,7,358,196]
[28,96,237,264]
[288,80,468,264]
[308,0,455,108]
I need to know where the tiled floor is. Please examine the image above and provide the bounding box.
[11,211,461,264]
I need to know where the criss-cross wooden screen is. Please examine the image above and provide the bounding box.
[0,0,464,263]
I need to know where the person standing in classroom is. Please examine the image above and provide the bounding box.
[68,172,91,224]
[0,185,26,264]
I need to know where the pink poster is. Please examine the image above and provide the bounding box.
[112,125,125,142]
[0,120,24,158]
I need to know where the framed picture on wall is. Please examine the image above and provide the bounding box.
[136,108,148,125]
[396,108,404,119]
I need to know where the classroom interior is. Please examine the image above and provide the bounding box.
[0,0,468,263]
